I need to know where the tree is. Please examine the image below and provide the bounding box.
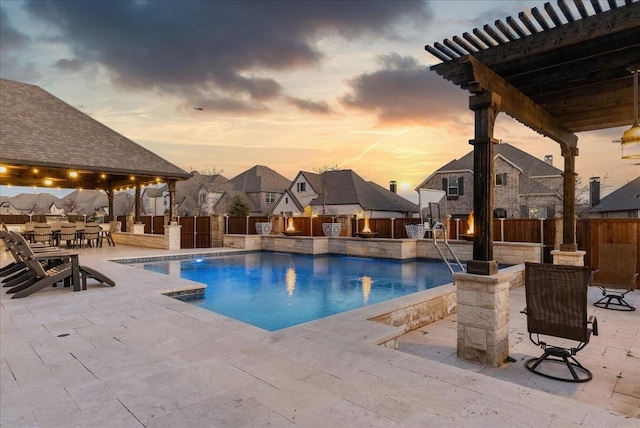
[228,195,250,216]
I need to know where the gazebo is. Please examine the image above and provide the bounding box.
[0,79,191,222]
[424,0,639,367]
[426,0,639,275]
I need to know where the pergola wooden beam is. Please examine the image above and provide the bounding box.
[437,55,577,147]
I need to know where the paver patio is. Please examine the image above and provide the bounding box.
[1,245,638,427]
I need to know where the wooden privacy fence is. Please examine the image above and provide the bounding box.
[2,215,637,269]
[577,219,640,282]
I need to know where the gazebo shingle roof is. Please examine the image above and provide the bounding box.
[0,78,190,189]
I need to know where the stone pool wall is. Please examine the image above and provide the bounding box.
[223,234,542,265]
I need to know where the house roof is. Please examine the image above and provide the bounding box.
[590,176,640,213]
[174,174,227,214]
[61,189,108,212]
[457,143,563,177]
[0,78,191,190]
[143,187,167,198]
[311,170,418,213]
[6,193,61,212]
[298,171,324,191]
[418,142,563,190]
[218,165,291,193]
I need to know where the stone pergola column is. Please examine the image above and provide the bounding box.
[453,90,508,368]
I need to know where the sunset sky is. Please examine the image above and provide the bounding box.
[1,0,636,202]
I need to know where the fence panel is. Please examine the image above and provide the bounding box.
[140,216,152,234]
[116,216,127,232]
[152,216,165,235]
[179,217,194,248]
[195,216,211,248]
[577,219,639,279]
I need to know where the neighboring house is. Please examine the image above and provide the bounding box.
[273,169,418,218]
[0,197,17,214]
[5,193,62,215]
[142,186,169,216]
[60,189,108,216]
[416,142,563,219]
[49,202,65,216]
[216,165,291,216]
[174,173,228,216]
[588,176,640,218]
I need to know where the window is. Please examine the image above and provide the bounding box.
[296,182,306,192]
[442,177,463,198]
[448,178,459,196]
[266,192,276,203]
[495,173,507,186]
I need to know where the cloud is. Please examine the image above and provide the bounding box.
[0,8,30,52]
[0,8,39,81]
[285,96,331,115]
[340,52,466,126]
[24,1,432,113]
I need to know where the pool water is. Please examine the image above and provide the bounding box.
[140,252,459,331]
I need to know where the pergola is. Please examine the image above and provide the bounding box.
[426,0,640,274]
[0,79,191,221]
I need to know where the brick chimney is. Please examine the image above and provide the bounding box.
[589,177,600,207]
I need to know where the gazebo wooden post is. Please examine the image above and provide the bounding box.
[467,90,500,276]
[106,188,114,222]
[560,146,578,251]
[134,184,141,223]
[168,179,177,223]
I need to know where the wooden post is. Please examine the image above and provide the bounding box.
[467,91,500,276]
[560,146,578,251]
[106,188,114,222]
[134,184,141,223]
[167,179,177,223]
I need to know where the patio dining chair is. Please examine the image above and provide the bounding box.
[58,223,78,249]
[33,223,53,246]
[523,262,598,383]
[80,223,100,248]
[589,243,638,311]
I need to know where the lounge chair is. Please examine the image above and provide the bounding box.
[589,243,638,311]
[523,262,598,382]
[0,230,60,286]
[6,232,115,298]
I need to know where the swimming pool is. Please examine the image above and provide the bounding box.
[140,252,459,331]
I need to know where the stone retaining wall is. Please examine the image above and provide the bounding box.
[224,234,542,265]
[112,232,168,249]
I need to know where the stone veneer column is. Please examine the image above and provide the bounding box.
[551,249,586,266]
[165,224,181,250]
[453,271,510,367]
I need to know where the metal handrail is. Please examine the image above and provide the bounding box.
[431,222,465,274]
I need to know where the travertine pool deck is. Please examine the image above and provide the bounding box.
[1,245,638,427]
